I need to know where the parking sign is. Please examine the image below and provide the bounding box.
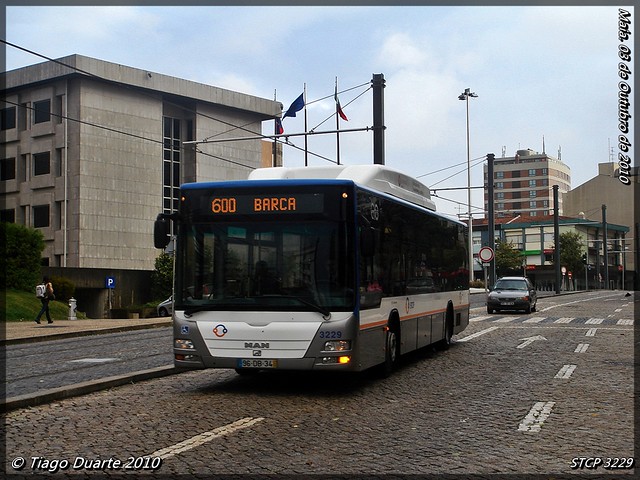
[105,276,116,289]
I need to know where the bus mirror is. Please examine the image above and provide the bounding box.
[154,214,170,249]
[360,227,375,257]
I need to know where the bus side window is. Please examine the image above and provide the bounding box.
[360,227,375,257]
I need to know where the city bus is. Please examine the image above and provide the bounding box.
[154,164,470,375]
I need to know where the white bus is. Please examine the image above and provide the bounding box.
[154,165,469,375]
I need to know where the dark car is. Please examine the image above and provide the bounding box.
[487,276,537,314]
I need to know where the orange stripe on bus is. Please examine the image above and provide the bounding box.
[359,304,470,330]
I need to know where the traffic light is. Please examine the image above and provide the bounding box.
[582,253,587,265]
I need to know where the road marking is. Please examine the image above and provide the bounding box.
[554,317,573,324]
[585,318,604,325]
[470,315,491,322]
[585,328,598,337]
[68,358,118,363]
[614,308,622,312]
[522,317,545,323]
[517,335,546,349]
[539,292,621,312]
[456,326,500,342]
[554,364,577,379]
[574,343,589,353]
[617,319,634,325]
[150,417,264,460]
[518,401,555,432]
[493,316,518,323]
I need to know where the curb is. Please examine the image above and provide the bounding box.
[1,321,171,347]
[1,365,183,413]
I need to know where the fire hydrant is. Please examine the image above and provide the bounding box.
[68,298,77,320]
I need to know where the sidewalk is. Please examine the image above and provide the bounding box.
[2,316,172,345]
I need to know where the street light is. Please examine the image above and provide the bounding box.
[459,87,478,283]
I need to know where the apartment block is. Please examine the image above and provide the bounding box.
[484,149,571,218]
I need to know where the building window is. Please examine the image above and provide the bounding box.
[496,171,504,178]
[33,152,51,176]
[163,116,181,215]
[543,200,549,207]
[542,168,548,175]
[530,211,537,216]
[496,192,504,199]
[33,204,50,228]
[1,209,15,223]
[528,169,536,176]
[495,182,503,189]
[529,179,536,187]
[33,99,51,124]
[529,201,537,208]
[1,157,16,181]
[529,190,537,197]
[1,106,16,130]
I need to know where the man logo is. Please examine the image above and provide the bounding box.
[213,324,228,338]
[245,342,269,349]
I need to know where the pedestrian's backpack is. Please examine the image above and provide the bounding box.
[36,283,47,298]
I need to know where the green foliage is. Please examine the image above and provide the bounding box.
[495,239,523,277]
[3,288,86,322]
[556,231,585,275]
[1,222,45,291]
[151,252,174,300]
[50,275,76,302]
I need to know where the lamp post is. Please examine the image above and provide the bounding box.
[459,88,478,283]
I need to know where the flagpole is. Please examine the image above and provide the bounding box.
[304,83,308,166]
[273,89,277,167]
[335,77,341,165]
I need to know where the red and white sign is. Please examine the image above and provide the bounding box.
[478,246,494,263]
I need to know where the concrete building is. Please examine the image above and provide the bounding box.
[474,215,630,290]
[1,55,282,316]
[484,149,571,219]
[562,162,639,288]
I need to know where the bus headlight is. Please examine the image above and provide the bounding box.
[175,339,195,350]
[323,340,351,352]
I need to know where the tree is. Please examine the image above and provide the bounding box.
[555,231,585,276]
[1,222,45,291]
[495,239,523,278]
[151,252,174,300]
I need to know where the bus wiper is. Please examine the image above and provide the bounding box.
[183,305,220,317]
[183,296,331,319]
[261,295,332,319]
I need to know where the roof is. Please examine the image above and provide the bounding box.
[1,54,281,119]
[473,214,629,233]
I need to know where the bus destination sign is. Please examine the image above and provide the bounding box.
[210,193,324,215]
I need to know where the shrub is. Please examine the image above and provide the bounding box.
[50,275,76,302]
[1,222,44,292]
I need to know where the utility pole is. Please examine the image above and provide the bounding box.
[487,153,496,287]
[553,185,561,294]
[602,204,609,289]
[372,73,385,165]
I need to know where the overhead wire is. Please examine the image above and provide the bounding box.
[2,39,371,168]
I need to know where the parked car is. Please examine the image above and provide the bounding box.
[157,296,173,317]
[487,277,537,314]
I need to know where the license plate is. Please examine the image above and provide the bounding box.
[237,359,278,369]
[501,302,515,306]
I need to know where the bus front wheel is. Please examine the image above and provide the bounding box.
[381,325,400,376]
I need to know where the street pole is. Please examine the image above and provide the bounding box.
[459,88,478,284]
[553,185,561,294]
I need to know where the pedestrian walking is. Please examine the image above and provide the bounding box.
[35,276,54,324]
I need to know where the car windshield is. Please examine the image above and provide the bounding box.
[495,280,527,290]
[175,220,354,312]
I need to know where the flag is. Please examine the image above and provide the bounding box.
[275,117,284,134]
[334,86,348,121]
[283,93,305,118]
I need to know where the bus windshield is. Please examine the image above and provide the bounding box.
[175,220,354,313]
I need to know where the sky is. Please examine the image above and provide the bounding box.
[4,4,635,219]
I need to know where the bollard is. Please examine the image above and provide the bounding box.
[68,297,77,320]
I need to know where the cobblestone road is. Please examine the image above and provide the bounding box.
[4,291,636,477]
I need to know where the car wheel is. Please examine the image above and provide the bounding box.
[159,307,168,317]
[524,304,532,314]
[487,306,493,314]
